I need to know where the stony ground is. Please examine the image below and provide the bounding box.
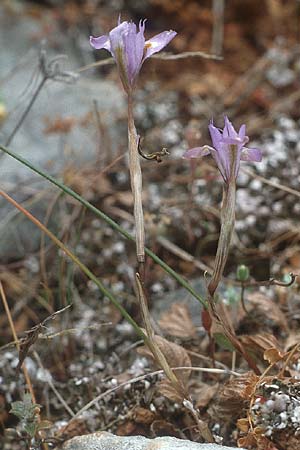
[1,1,300,449]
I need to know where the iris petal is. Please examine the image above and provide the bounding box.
[240,147,262,162]
[144,30,177,59]
[89,35,111,51]
[184,117,262,182]
[90,20,176,92]
[183,146,212,159]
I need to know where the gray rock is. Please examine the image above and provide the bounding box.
[62,432,243,450]
[0,5,124,260]
[0,5,124,183]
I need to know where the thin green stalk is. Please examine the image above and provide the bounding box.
[0,144,206,307]
[208,181,236,298]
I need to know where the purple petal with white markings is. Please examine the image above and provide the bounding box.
[144,30,177,59]
[183,146,212,159]
[90,35,111,51]
[240,147,262,162]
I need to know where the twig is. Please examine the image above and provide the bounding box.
[0,282,49,450]
[211,0,225,56]
[77,50,222,73]
[0,324,111,352]
[0,282,36,401]
[151,50,222,61]
[33,351,75,418]
[243,272,297,288]
[242,167,300,200]
[4,45,77,148]
[60,365,242,431]
[157,235,212,274]
[183,399,214,443]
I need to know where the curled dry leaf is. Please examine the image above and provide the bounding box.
[208,372,258,424]
[158,303,197,339]
[137,335,191,383]
[137,335,191,402]
[263,347,285,364]
[239,333,282,363]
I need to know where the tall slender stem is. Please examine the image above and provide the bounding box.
[208,181,236,298]
[127,92,145,267]
[206,181,260,374]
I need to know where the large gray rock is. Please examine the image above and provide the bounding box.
[62,432,243,450]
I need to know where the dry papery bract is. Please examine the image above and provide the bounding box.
[137,334,191,402]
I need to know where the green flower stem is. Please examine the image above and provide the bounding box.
[208,181,236,298]
[0,144,206,307]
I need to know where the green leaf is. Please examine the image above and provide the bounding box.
[24,420,37,438]
[214,332,236,351]
[10,393,41,438]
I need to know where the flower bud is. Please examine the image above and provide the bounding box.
[237,264,249,282]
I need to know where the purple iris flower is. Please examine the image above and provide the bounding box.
[183,116,262,183]
[90,19,177,93]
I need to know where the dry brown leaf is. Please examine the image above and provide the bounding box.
[208,372,258,423]
[193,382,219,409]
[264,347,285,364]
[239,333,282,362]
[137,335,191,402]
[238,429,279,450]
[237,417,250,433]
[131,406,156,425]
[158,303,197,339]
[57,419,89,440]
[137,335,191,384]
[63,165,112,198]
[158,378,184,403]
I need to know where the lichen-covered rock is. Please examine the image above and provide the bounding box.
[62,432,244,450]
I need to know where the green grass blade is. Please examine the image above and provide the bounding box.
[0,144,206,307]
